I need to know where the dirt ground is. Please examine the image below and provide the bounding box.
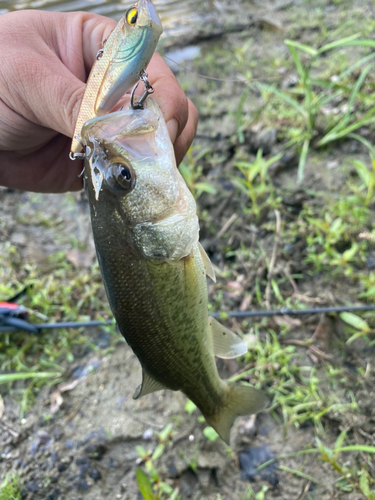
[1,0,375,499]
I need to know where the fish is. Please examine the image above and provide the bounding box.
[81,99,267,444]
[71,0,163,155]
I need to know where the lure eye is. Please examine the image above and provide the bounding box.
[126,7,138,25]
[106,163,136,192]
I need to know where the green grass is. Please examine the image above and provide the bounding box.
[0,473,22,500]
[0,241,115,413]
[252,35,375,181]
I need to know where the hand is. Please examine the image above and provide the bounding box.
[0,10,198,193]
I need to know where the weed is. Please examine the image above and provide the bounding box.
[179,146,217,200]
[135,424,180,500]
[232,328,358,433]
[255,35,375,180]
[0,243,114,411]
[232,150,283,221]
[0,473,22,500]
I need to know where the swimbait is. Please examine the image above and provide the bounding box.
[81,99,266,444]
[71,0,162,155]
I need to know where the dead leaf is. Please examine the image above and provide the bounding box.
[50,391,64,414]
[58,379,79,393]
[239,294,252,312]
[225,278,245,297]
[273,315,302,329]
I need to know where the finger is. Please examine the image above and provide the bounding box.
[147,53,189,142]
[60,12,117,78]
[0,136,83,193]
[174,99,199,165]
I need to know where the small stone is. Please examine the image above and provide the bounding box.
[26,481,40,492]
[57,462,69,473]
[46,488,61,500]
[76,478,89,491]
[89,468,101,482]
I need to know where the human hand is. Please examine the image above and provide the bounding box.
[0,10,198,193]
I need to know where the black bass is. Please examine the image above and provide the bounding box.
[71,0,162,155]
[81,99,266,444]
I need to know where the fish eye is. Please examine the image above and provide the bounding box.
[105,163,135,193]
[126,7,138,25]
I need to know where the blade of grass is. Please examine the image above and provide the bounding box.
[286,44,308,81]
[0,372,62,384]
[279,465,325,487]
[324,64,373,136]
[297,138,310,183]
[317,33,362,53]
[254,82,307,117]
[318,109,375,146]
[284,39,318,56]
[348,133,375,159]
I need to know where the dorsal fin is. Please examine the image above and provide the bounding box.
[133,369,167,400]
[209,317,247,359]
[198,242,216,282]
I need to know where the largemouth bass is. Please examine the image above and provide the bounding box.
[81,99,266,444]
[71,0,162,155]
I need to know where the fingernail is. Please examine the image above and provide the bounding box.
[167,118,179,143]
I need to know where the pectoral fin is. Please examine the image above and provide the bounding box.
[209,317,247,359]
[198,242,216,282]
[133,369,167,400]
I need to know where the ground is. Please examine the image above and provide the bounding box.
[1,0,375,499]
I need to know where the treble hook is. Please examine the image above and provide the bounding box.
[130,70,155,110]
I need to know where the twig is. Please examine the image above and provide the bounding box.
[297,480,312,500]
[284,266,299,295]
[0,420,19,438]
[217,213,238,239]
[360,451,375,471]
[357,427,375,446]
[265,209,281,309]
[282,339,333,361]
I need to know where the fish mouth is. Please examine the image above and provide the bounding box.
[136,0,163,30]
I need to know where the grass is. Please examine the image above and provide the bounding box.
[135,424,180,500]
[0,473,22,500]
[255,34,375,181]
[0,240,115,413]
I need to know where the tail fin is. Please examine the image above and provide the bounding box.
[205,384,267,445]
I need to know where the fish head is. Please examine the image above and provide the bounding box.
[82,100,198,262]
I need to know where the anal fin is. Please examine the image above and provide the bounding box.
[133,369,167,400]
[198,242,216,282]
[209,317,247,359]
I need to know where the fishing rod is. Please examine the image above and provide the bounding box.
[1,304,375,333]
